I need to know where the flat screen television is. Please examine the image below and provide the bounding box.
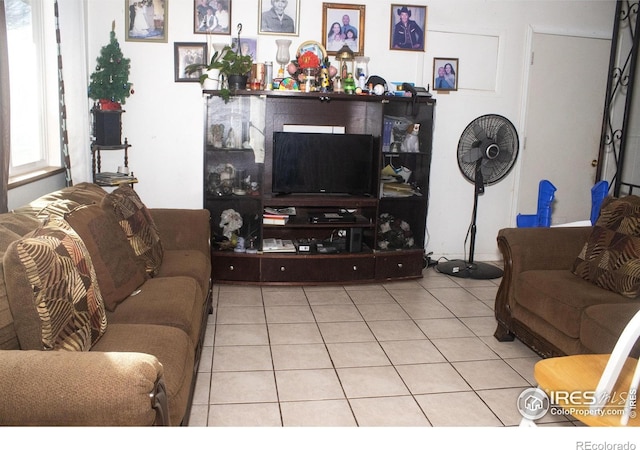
[272,132,375,196]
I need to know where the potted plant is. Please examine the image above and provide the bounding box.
[186,44,253,102]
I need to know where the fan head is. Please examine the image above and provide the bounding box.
[457,114,519,185]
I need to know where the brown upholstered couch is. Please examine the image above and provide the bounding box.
[494,224,640,358]
[0,183,211,426]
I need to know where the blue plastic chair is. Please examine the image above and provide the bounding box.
[516,180,557,227]
[590,180,609,225]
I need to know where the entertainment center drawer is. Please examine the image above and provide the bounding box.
[261,255,375,283]
[375,251,425,280]
[212,253,261,282]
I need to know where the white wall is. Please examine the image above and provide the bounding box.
[84,0,616,261]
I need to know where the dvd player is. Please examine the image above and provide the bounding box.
[309,213,357,223]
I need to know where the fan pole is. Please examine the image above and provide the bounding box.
[436,163,503,279]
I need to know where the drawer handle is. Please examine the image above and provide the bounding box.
[353,265,357,271]
[280,266,286,272]
[229,265,234,271]
[397,263,403,268]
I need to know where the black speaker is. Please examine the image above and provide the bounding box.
[347,228,363,252]
[94,110,123,145]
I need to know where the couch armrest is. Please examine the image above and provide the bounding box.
[0,350,169,426]
[150,209,211,254]
[494,226,592,342]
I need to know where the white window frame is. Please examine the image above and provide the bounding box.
[7,0,61,178]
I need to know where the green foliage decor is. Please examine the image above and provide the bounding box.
[185,44,253,103]
[88,21,133,105]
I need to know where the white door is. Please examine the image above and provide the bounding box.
[518,32,610,224]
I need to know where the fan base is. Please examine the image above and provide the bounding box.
[436,260,503,280]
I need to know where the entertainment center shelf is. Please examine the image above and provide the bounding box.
[203,90,434,284]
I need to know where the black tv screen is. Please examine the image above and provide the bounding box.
[272,132,375,196]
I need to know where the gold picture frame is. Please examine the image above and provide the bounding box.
[322,3,365,56]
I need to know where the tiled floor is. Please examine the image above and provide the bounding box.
[187,266,576,427]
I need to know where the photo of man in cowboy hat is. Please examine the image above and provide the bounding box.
[392,5,424,50]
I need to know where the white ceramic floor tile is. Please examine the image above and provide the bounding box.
[431,336,500,362]
[215,323,269,346]
[415,317,475,339]
[415,391,503,426]
[356,303,411,321]
[317,321,377,343]
[271,343,333,370]
[395,362,471,394]
[347,289,396,304]
[208,403,282,427]
[275,369,345,402]
[212,345,273,372]
[379,339,446,365]
[267,322,323,345]
[367,320,427,341]
[280,400,356,426]
[305,289,353,305]
[262,289,310,306]
[337,366,410,398]
[217,289,264,307]
[350,396,431,426]
[311,304,364,322]
[452,359,530,390]
[326,341,391,368]
[209,371,278,404]
[265,305,316,324]
[216,306,266,325]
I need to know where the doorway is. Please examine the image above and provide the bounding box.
[518,31,610,224]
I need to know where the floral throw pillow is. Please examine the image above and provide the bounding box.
[3,219,107,351]
[572,195,640,297]
[101,185,163,276]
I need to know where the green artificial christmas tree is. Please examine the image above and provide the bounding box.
[88,21,133,109]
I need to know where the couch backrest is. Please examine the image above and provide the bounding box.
[0,183,108,350]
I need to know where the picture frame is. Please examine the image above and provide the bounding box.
[433,57,458,91]
[258,0,300,36]
[194,0,231,35]
[322,3,365,56]
[174,42,207,82]
[389,4,426,52]
[125,0,168,43]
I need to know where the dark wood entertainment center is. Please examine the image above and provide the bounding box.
[203,90,435,284]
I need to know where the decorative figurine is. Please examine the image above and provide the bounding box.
[219,208,243,241]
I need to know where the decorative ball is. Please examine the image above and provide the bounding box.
[287,63,297,75]
[328,65,338,78]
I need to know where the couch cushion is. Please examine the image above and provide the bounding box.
[106,276,203,346]
[102,186,163,277]
[581,303,640,356]
[65,204,148,311]
[91,323,195,426]
[572,195,640,297]
[515,269,632,339]
[158,249,211,298]
[3,219,107,350]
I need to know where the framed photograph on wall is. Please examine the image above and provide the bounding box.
[390,4,426,51]
[194,0,231,35]
[322,3,365,56]
[125,0,168,42]
[258,0,300,36]
[433,57,458,91]
[174,42,207,82]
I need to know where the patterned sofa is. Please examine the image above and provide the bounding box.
[0,183,211,426]
[494,195,640,358]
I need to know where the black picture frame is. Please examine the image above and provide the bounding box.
[174,42,207,82]
[258,0,300,36]
[389,4,427,52]
[194,0,232,35]
[433,57,458,91]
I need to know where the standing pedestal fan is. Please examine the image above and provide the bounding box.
[437,114,519,279]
